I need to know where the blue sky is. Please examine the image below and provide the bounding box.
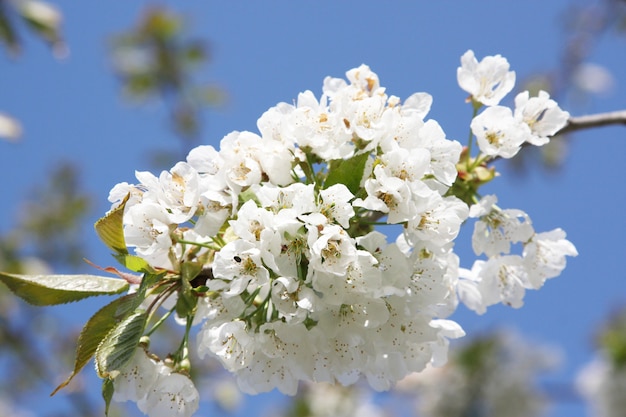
[1,1,625,416]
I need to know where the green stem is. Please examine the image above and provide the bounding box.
[469,153,492,172]
[243,291,271,325]
[175,312,195,361]
[145,305,176,337]
[212,234,227,248]
[243,287,262,306]
[146,282,179,323]
[302,151,321,187]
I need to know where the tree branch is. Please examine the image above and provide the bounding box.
[557,110,626,135]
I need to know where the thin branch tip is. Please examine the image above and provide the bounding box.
[558,110,626,135]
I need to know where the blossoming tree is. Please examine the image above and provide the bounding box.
[0,50,584,417]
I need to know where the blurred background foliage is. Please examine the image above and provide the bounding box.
[0,2,222,416]
[110,6,223,166]
[0,0,65,57]
[0,1,625,417]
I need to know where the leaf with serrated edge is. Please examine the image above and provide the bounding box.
[95,193,129,254]
[51,294,137,396]
[0,273,129,306]
[95,310,147,378]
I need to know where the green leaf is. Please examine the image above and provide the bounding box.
[95,194,129,254]
[102,378,114,416]
[113,253,155,273]
[51,294,138,396]
[0,272,129,306]
[324,152,370,195]
[95,309,147,378]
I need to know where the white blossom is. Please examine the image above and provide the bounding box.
[457,50,516,106]
[138,368,199,417]
[406,195,469,248]
[514,90,570,145]
[353,164,416,223]
[0,112,22,141]
[136,162,201,224]
[470,195,534,257]
[523,228,578,289]
[471,106,531,159]
[113,349,199,417]
[417,120,463,187]
[212,239,270,296]
[404,332,558,417]
[460,256,529,313]
[578,357,626,417]
[307,224,357,276]
[316,184,355,228]
[197,320,253,372]
[123,201,174,269]
[112,349,160,403]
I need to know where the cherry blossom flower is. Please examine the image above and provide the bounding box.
[113,349,199,417]
[457,50,516,106]
[514,90,570,145]
[470,195,534,257]
[124,201,174,269]
[112,349,160,403]
[523,228,578,289]
[307,224,358,276]
[138,370,199,417]
[470,106,531,158]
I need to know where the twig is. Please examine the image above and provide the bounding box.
[557,110,626,135]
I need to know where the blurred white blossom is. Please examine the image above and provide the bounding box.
[398,332,560,417]
[0,112,22,141]
[572,63,616,95]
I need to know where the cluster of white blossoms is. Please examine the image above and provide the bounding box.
[457,194,578,314]
[454,50,578,313]
[103,51,577,417]
[458,50,571,158]
[398,332,560,417]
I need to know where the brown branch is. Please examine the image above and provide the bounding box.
[557,110,626,135]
